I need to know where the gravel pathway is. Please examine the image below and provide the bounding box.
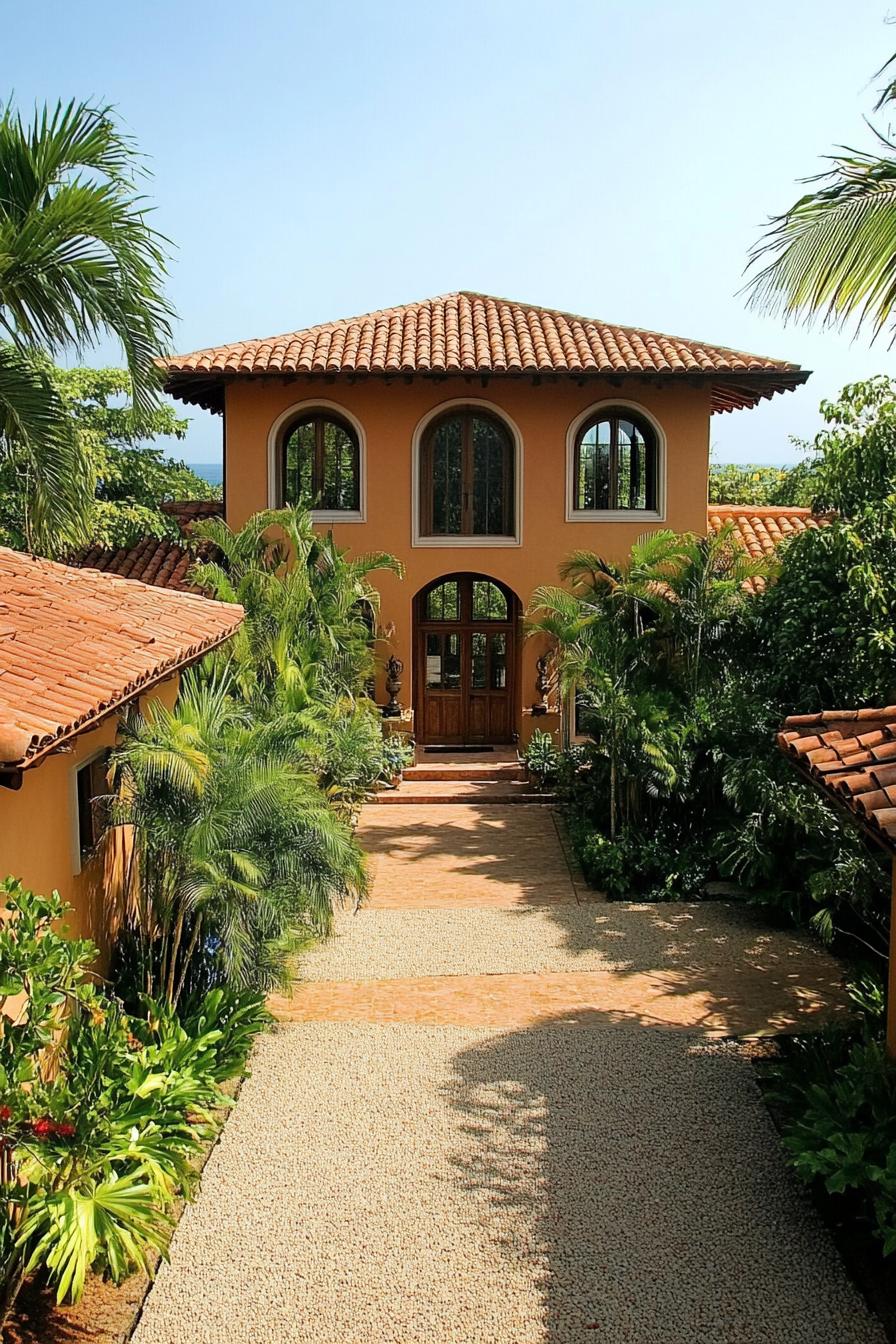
[300,901,843,982]
[132,799,879,1342]
[133,1023,882,1344]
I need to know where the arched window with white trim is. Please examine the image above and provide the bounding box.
[281,410,360,513]
[420,407,515,538]
[572,408,659,514]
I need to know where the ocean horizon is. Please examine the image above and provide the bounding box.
[186,462,223,487]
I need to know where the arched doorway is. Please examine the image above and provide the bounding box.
[414,574,519,745]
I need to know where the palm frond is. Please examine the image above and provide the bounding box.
[745,139,896,342]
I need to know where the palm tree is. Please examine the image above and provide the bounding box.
[110,670,366,1005]
[0,100,174,551]
[527,527,770,835]
[191,507,402,715]
[745,54,896,342]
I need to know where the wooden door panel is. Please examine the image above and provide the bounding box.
[416,577,517,746]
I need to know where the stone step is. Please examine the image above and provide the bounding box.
[371,779,556,805]
[403,762,526,782]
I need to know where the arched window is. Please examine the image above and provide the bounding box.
[282,411,360,513]
[572,409,658,513]
[420,408,515,537]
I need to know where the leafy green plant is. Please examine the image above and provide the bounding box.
[0,365,216,555]
[745,51,896,345]
[763,1030,896,1254]
[110,669,366,1005]
[0,881,268,1323]
[0,99,174,552]
[522,730,561,790]
[708,460,818,508]
[378,732,415,785]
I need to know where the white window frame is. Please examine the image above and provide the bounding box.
[267,399,367,523]
[411,398,523,548]
[565,399,666,523]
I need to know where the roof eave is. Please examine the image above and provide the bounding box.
[1,621,241,774]
[163,365,810,415]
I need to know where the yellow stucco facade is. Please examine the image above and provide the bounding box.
[223,374,712,745]
[0,674,180,965]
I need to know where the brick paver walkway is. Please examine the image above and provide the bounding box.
[136,789,881,1343]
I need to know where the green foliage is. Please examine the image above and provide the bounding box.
[745,53,896,344]
[522,730,562,790]
[708,460,818,507]
[529,524,770,838]
[0,882,269,1322]
[0,99,175,552]
[110,669,366,1005]
[567,810,712,902]
[538,376,896,958]
[378,733,415,783]
[0,365,215,553]
[191,507,401,718]
[763,1029,896,1255]
[745,382,896,708]
[808,376,896,516]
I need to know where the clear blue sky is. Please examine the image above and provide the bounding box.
[7,0,895,463]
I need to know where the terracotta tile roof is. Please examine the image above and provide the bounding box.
[778,709,896,850]
[0,548,243,770]
[160,499,222,533]
[708,504,825,560]
[161,292,808,415]
[71,536,214,592]
[708,504,829,591]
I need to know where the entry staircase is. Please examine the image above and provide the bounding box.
[371,750,556,804]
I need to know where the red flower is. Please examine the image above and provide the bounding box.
[29,1117,77,1140]
[0,1106,11,1124]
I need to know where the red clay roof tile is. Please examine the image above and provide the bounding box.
[71,536,213,593]
[778,708,896,850]
[708,504,829,592]
[160,292,808,415]
[0,548,242,770]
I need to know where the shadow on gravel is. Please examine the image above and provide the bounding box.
[445,1015,882,1344]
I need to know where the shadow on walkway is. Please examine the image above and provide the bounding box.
[445,1013,881,1344]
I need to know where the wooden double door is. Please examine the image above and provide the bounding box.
[415,574,517,745]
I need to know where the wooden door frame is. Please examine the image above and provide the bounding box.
[413,573,520,746]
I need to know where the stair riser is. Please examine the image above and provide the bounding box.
[371,793,556,805]
[403,768,525,782]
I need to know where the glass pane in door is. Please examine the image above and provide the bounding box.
[425,633,443,689]
[490,632,507,689]
[471,580,507,621]
[471,632,486,689]
[444,633,461,688]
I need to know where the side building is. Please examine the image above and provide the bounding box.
[0,547,242,960]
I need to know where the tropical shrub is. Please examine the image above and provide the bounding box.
[709,460,818,507]
[0,366,216,554]
[319,702,392,808]
[0,881,268,1323]
[191,507,401,719]
[379,732,415,784]
[110,671,366,1006]
[522,730,561,790]
[762,1027,896,1255]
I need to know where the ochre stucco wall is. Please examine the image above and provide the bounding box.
[224,376,712,739]
[0,674,181,965]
